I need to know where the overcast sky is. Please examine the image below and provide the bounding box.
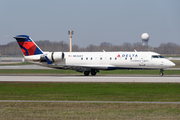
[0,0,180,47]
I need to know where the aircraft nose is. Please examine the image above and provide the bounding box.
[169,61,175,67]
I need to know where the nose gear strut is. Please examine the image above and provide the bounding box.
[160,69,164,76]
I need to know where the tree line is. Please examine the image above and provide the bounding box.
[0,40,180,56]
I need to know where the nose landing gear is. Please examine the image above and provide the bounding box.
[159,69,164,76]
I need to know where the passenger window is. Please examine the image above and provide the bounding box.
[86,57,88,60]
[110,57,112,60]
[81,58,83,60]
[91,57,93,60]
[115,57,117,60]
[130,58,132,60]
[100,57,102,60]
[125,58,127,60]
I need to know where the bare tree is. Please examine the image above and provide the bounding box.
[155,42,180,54]
[1,40,180,55]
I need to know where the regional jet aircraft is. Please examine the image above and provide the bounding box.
[14,35,175,76]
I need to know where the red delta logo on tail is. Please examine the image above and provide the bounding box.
[14,35,43,56]
[18,41,37,56]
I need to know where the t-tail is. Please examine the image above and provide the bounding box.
[14,35,43,56]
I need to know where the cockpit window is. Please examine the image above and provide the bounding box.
[152,55,158,58]
[152,55,164,58]
[158,55,164,58]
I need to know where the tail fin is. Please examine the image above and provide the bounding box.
[14,35,43,56]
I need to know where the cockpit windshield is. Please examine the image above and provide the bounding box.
[152,55,164,58]
[158,55,164,58]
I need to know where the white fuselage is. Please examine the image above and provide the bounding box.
[14,35,175,76]
[24,51,175,71]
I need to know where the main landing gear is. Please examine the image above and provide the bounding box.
[159,69,164,76]
[84,71,90,76]
[91,69,97,76]
[84,69,99,76]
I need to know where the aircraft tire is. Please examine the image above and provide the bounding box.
[160,69,164,76]
[84,71,90,76]
[160,72,164,76]
[91,70,97,76]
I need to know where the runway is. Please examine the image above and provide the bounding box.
[0,75,180,83]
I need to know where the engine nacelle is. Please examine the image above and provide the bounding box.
[40,52,64,62]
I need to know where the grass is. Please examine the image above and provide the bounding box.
[0,102,180,120]
[0,69,180,75]
[0,62,32,66]
[0,60,179,119]
[0,69,79,74]
[0,83,180,119]
[0,59,179,119]
[0,83,180,102]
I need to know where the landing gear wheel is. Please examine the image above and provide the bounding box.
[84,71,90,76]
[160,69,164,76]
[160,72,164,76]
[91,70,97,76]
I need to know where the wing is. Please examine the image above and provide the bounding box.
[41,63,114,72]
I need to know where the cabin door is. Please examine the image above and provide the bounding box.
[139,55,146,66]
